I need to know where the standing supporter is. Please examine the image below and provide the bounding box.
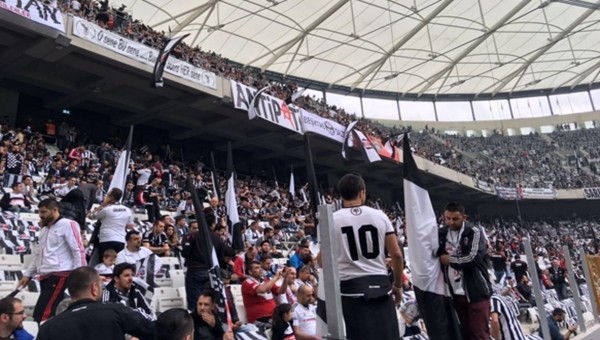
[1,144,24,188]
[77,177,97,210]
[143,177,162,222]
[19,198,86,323]
[88,188,135,255]
[36,267,155,340]
[491,248,508,283]
[0,297,33,340]
[437,202,492,340]
[332,173,403,340]
[241,261,280,324]
[181,223,226,310]
[549,259,568,300]
[510,254,528,284]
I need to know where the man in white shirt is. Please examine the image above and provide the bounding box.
[116,230,162,277]
[55,176,78,198]
[19,198,86,323]
[88,188,136,256]
[332,173,403,340]
[293,285,319,340]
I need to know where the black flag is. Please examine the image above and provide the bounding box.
[304,134,320,221]
[152,34,189,88]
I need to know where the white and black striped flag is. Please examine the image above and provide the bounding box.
[225,142,240,228]
[341,121,381,163]
[152,34,190,88]
[108,125,133,198]
[403,133,461,340]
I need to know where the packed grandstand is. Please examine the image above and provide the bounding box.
[1,1,600,340]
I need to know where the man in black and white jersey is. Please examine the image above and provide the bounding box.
[332,173,403,340]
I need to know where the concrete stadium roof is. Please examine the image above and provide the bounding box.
[119,0,600,97]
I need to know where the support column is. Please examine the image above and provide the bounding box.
[0,88,19,126]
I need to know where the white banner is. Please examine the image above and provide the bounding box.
[301,110,345,143]
[496,186,556,200]
[472,178,495,194]
[583,187,600,200]
[230,80,303,134]
[72,17,217,90]
[0,0,65,32]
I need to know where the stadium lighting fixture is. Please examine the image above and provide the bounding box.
[384,73,400,80]
[207,24,225,32]
[300,56,314,63]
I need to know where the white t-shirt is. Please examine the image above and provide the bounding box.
[136,169,152,186]
[333,206,395,282]
[92,204,134,243]
[116,247,162,275]
[293,303,317,336]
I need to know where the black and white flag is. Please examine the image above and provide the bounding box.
[403,133,461,340]
[152,34,190,88]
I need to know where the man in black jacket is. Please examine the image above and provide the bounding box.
[101,263,154,320]
[37,266,155,340]
[437,202,492,340]
[181,227,226,310]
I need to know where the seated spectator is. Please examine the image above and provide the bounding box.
[142,219,170,256]
[155,308,194,340]
[36,267,155,340]
[295,265,317,290]
[165,224,181,257]
[102,263,153,320]
[55,176,78,197]
[22,175,38,204]
[94,249,117,278]
[116,230,163,277]
[0,182,31,212]
[245,220,263,246]
[293,285,319,340]
[290,244,310,270]
[260,254,276,279]
[0,297,33,340]
[271,304,295,340]
[540,308,577,340]
[273,266,298,305]
[233,247,257,281]
[241,261,280,324]
[192,291,224,340]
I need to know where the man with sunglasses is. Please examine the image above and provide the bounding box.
[0,297,33,340]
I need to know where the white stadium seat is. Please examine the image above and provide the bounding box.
[22,321,38,337]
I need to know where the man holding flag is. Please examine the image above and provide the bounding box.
[403,133,462,340]
[332,173,403,340]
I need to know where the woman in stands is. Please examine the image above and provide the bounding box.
[271,303,295,340]
[165,224,181,257]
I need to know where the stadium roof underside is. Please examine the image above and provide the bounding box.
[120,0,600,99]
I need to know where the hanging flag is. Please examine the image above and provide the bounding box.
[304,134,321,219]
[108,125,134,198]
[248,85,272,120]
[383,133,404,162]
[289,165,295,199]
[185,179,232,332]
[353,129,381,163]
[341,121,358,160]
[210,151,221,200]
[225,142,240,229]
[403,133,461,340]
[152,34,190,88]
